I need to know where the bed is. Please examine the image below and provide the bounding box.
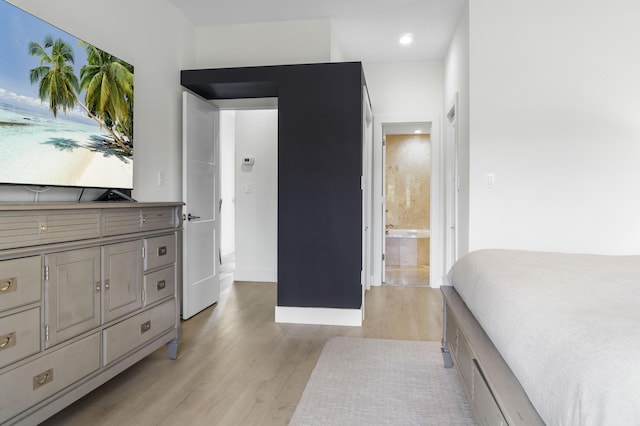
[441,249,640,426]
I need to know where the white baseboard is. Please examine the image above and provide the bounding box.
[275,306,362,327]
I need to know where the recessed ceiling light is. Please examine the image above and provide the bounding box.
[399,33,413,46]
[414,130,422,134]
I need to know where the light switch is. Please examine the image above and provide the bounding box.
[245,183,253,194]
[486,173,495,187]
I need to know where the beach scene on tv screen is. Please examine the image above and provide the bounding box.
[0,1,133,189]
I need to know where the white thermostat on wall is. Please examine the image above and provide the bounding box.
[242,156,255,166]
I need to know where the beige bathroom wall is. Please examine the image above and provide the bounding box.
[386,134,431,230]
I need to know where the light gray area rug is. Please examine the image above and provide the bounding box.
[290,337,476,426]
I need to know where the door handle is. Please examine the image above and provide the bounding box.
[187,213,201,221]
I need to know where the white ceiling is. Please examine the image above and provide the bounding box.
[384,122,431,135]
[168,0,466,63]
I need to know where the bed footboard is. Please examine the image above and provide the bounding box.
[441,287,544,426]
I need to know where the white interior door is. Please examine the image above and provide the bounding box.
[381,133,387,283]
[182,91,220,320]
[365,96,374,291]
[361,88,374,319]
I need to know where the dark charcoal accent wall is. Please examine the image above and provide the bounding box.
[181,62,365,310]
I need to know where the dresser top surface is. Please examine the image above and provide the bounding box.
[0,202,183,211]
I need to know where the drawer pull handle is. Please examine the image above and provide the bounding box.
[33,368,54,389]
[0,277,16,293]
[0,332,16,349]
[105,279,110,290]
[140,321,151,334]
[96,281,101,292]
[157,246,167,256]
[156,280,166,290]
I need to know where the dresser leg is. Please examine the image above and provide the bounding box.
[167,337,179,359]
[167,322,181,360]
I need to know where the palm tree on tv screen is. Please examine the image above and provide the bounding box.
[27,35,79,118]
[28,35,133,156]
[79,40,133,148]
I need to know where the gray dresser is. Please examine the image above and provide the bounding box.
[0,202,182,425]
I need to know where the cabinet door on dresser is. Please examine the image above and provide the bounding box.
[103,240,143,323]
[45,248,101,348]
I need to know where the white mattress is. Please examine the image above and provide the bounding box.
[449,249,640,426]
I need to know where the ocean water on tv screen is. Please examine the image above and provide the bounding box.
[0,101,132,189]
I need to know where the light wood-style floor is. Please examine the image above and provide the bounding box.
[43,275,444,425]
[385,265,430,286]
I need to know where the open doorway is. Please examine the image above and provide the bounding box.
[218,103,279,289]
[219,110,236,284]
[382,122,431,287]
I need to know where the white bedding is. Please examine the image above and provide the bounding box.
[448,249,640,426]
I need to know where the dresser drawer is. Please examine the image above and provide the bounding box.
[473,360,508,426]
[0,212,39,250]
[144,266,175,306]
[0,211,100,250]
[140,208,176,232]
[37,210,101,246]
[102,209,142,236]
[0,308,40,369]
[0,333,100,424]
[456,329,473,389]
[144,234,176,271]
[0,256,41,312]
[103,300,176,366]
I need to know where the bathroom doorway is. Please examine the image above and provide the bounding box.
[383,123,431,286]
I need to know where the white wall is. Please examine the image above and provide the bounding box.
[363,62,443,119]
[330,22,344,62]
[235,110,278,282]
[220,111,236,256]
[469,0,640,255]
[363,61,445,286]
[6,0,195,203]
[194,20,332,68]
[443,4,470,260]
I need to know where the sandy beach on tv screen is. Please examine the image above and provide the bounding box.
[0,106,132,188]
[0,142,132,188]
[76,149,132,188]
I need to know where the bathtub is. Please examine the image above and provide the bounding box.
[385,229,430,239]
[385,229,430,267]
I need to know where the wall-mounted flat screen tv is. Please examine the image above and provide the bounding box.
[0,1,133,189]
